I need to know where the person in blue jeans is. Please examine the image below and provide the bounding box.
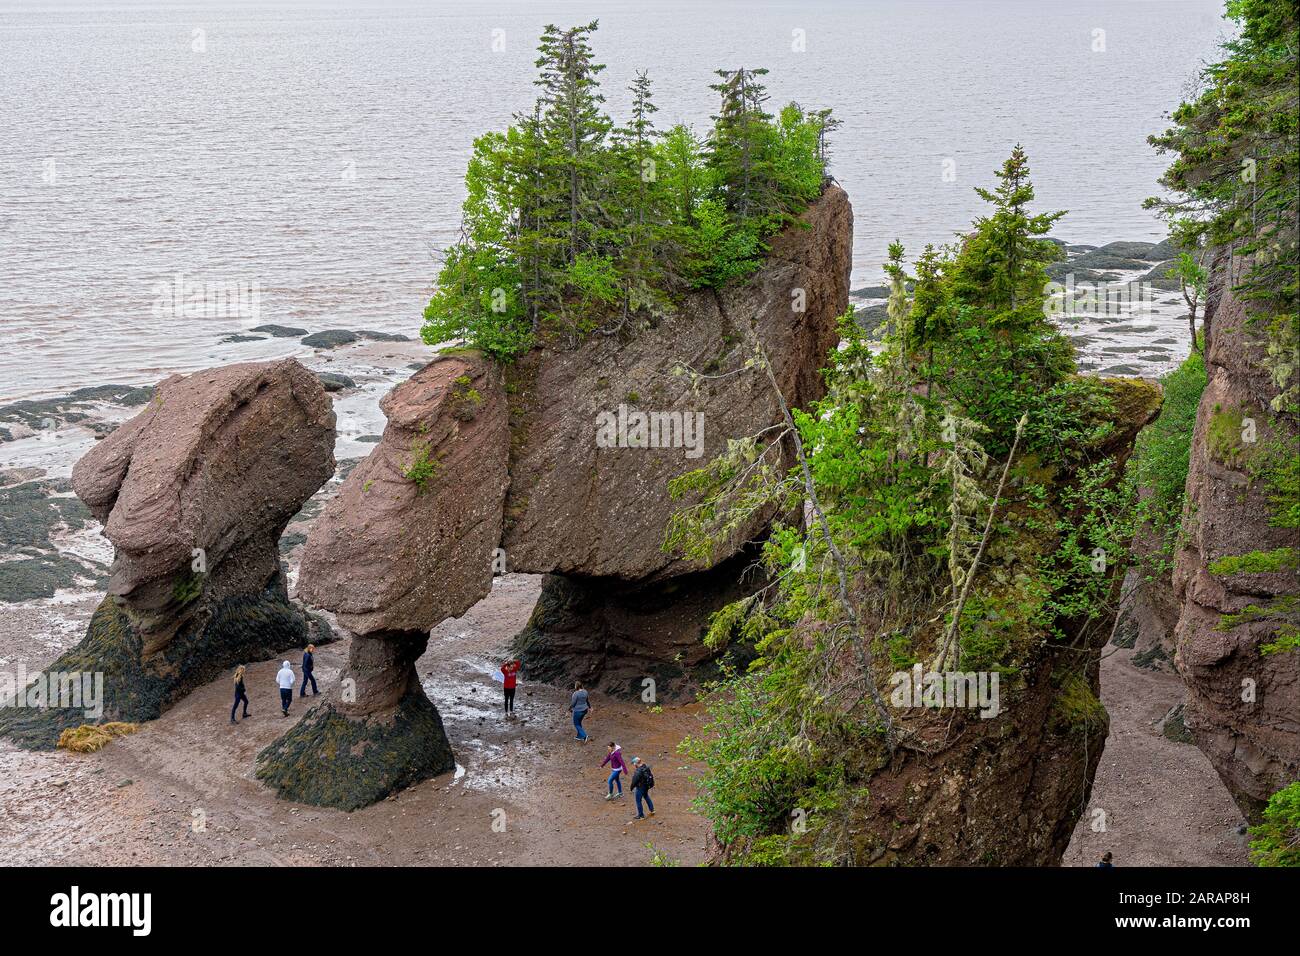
[300,643,318,697]
[629,756,655,820]
[601,742,627,799]
[568,681,590,741]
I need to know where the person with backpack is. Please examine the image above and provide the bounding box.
[568,681,591,741]
[600,741,627,799]
[300,643,318,697]
[230,665,250,724]
[276,660,295,716]
[629,756,655,820]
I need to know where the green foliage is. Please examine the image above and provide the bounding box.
[401,440,439,493]
[422,23,836,361]
[1125,350,1208,573]
[1146,0,1299,413]
[449,374,484,421]
[172,569,203,605]
[1052,672,1107,734]
[1248,781,1300,866]
[1209,546,1299,575]
[672,149,1131,861]
[1147,0,1298,315]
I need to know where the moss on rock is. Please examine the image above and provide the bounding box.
[255,687,455,810]
[0,587,331,750]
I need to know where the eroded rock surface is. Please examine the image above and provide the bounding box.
[501,183,850,581]
[277,188,851,807]
[261,355,505,807]
[1172,256,1300,820]
[1,359,335,748]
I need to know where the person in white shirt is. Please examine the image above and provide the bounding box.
[276,661,295,716]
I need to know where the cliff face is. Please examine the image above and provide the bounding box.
[502,183,850,581]
[1172,255,1300,820]
[505,185,848,696]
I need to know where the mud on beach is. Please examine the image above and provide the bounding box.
[0,573,712,867]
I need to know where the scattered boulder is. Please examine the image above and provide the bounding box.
[250,324,308,338]
[315,371,356,392]
[0,478,102,602]
[1140,259,1183,291]
[0,384,155,441]
[1147,237,1191,262]
[301,330,360,349]
[0,359,337,748]
[1096,240,1158,260]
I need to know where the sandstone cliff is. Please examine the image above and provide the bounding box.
[1172,253,1300,820]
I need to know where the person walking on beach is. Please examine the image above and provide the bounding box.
[569,681,590,741]
[500,658,520,716]
[601,741,627,799]
[230,665,250,724]
[300,644,318,697]
[276,660,295,716]
[628,756,655,821]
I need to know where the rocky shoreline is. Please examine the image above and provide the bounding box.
[0,221,1249,865]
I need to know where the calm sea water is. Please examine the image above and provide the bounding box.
[0,0,1227,402]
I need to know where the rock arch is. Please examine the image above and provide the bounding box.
[256,185,852,808]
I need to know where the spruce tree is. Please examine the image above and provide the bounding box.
[534,21,610,264]
[707,67,776,222]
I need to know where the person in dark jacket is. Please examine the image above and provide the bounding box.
[230,665,250,724]
[300,644,318,697]
[629,756,655,820]
[1097,852,1114,868]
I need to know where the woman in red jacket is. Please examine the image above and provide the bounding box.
[500,659,521,716]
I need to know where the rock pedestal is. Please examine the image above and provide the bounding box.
[259,354,508,808]
[269,187,852,808]
[0,359,335,748]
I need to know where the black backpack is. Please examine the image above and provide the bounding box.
[642,766,655,790]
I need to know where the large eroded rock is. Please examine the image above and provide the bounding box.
[760,377,1163,865]
[275,187,852,808]
[260,354,506,807]
[502,182,850,581]
[0,359,335,747]
[1172,257,1300,820]
[506,185,849,693]
[296,355,509,634]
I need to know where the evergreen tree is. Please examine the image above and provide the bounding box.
[948,145,1064,325]
[707,67,776,222]
[534,21,611,265]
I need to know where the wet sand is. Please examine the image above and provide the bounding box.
[1063,645,1250,867]
[0,573,711,867]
